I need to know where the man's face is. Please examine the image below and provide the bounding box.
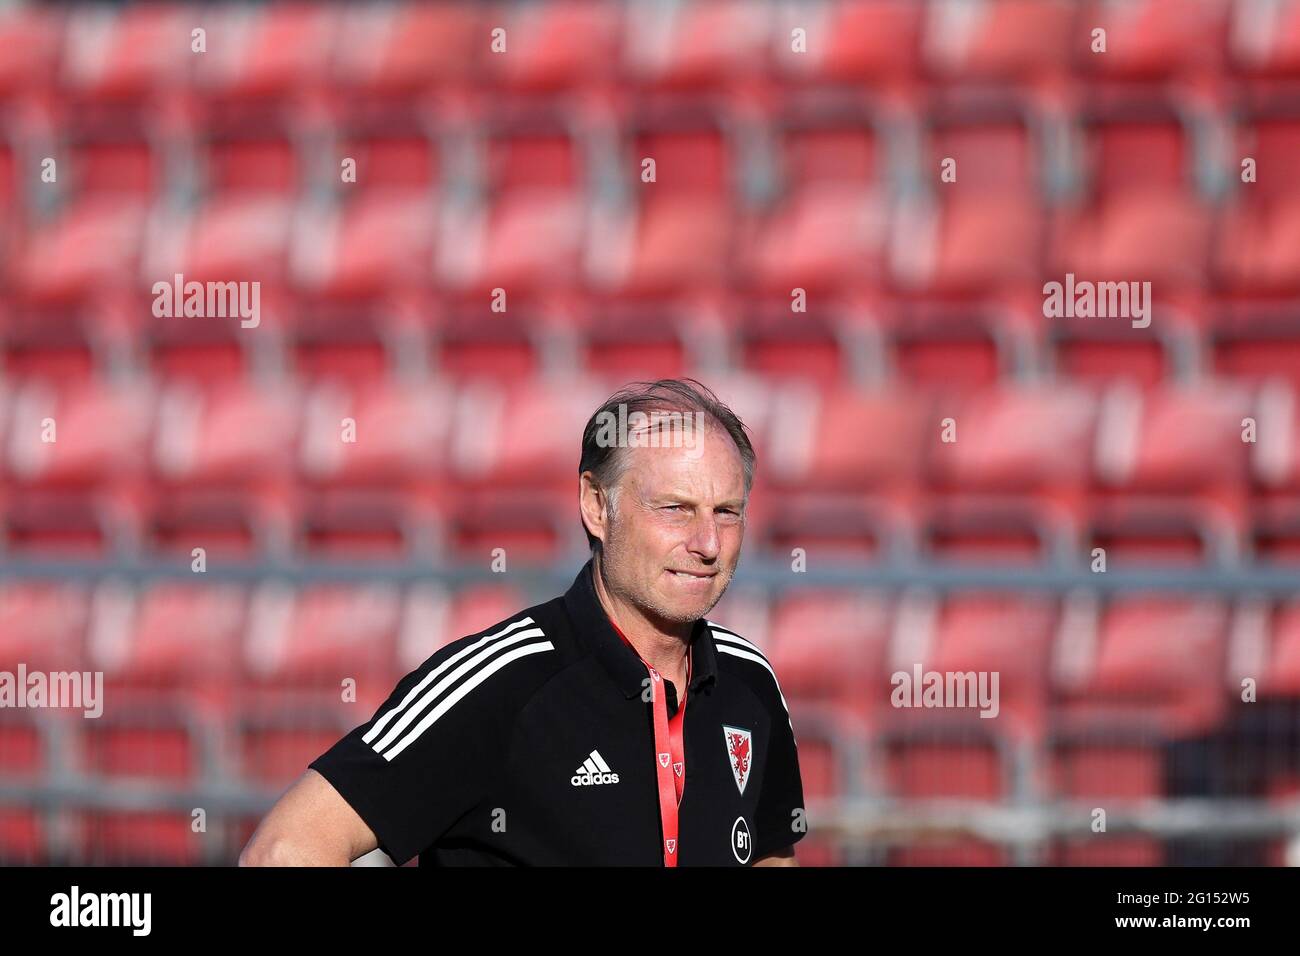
[594,421,747,626]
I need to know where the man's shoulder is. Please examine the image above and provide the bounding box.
[703,619,792,718]
[405,595,574,711]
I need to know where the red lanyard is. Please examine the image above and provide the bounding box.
[609,618,690,866]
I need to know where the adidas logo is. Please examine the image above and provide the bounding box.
[571,749,620,787]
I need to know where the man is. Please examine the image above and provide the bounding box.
[240,379,804,866]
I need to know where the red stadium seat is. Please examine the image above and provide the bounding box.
[1047,744,1165,865]
[2,320,100,398]
[1053,191,1213,289]
[1250,498,1300,564]
[924,0,1075,83]
[440,189,587,300]
[244,582,401,685]
[1250,381,1300,490]
[5,377,155,486]
[0,6,59,99]
[893,191,1045,294]
[1093,382,1255,492]
[1086,113,1195,199]
[1077,0,1230,80]
[1048,328,1171,388]
[153,195,295,285]
[883,304,1007,391]
[880,591,1056,867]
[929,385,1099,493]
[623,0,769,92]
[772,0,922,86]
[0,136,15,224]
[449,377,609,489]
[16,197,148,304]
[399,581,530,673]
[296,490,424,561]
[331,2,482,95]
[927,117,1040,193]
[298,378,455,485]
[144,488,276,561]
[0,806,44,864]
[57,4,189,102]
[1214,193,1300,296]
[201,131,301,198]
[485,0,622,92]
[766,589,892,710]
[598,191,734,299]
[153,378,302,485]
[428,303,545,383]
[1053,594,1230,734]
[0,491,118,558]
[764,384,931,492]
[1232,117,1300,200]
[1230,0,1300,77]
[1259,600,1300,696]
[294,189,439,299]
[743,181,888,295]
[920,497,1063,566]
[333,132,441,194]
[739,109,887,297]
[332,0,480,97]
[80,811,206,866]
[575,301,690,381]
[736,300,876,384]
[63,133,160,200]
[1214,119,1300,292]
[757,494,898,562]
[1084,497,1237,567]
[445,487,575,563]
[89,580,245,691]
[192,2,338,102]
[75,686,218,865]
[0,580,90,669]
[886,591,1057,736]
[776,118,882,189]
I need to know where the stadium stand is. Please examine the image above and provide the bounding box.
[0,0,1298,865]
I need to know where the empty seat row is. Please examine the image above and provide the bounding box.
[3,0,1298,104]
[5,190,1299,306]
[0,377,1295,492]
[5,578,1300,712]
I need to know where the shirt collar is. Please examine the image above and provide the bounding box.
[563,557,719,699]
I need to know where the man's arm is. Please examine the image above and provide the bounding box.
[753,844,798,867]
[239,769,379,867]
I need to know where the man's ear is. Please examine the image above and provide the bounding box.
[579,472,609,546]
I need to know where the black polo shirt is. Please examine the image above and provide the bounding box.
[309,558,806,866]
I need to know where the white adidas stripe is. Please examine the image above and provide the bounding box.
[710,626,796,740]
[583,758,598,774]
[363,616,542,744]
[364,616,540,745]
[372,626,549,754]
[590,750,611,773]
[383,640,554,761]
[707,622,762,653]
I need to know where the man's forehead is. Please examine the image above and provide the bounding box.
[622,432,744,492]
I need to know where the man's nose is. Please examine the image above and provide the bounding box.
[686,512,721,559]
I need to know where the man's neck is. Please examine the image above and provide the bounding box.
[592,558,692,687]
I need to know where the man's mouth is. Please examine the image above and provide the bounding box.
[667,569,715,579]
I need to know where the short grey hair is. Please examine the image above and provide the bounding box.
[578,378,757,553]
